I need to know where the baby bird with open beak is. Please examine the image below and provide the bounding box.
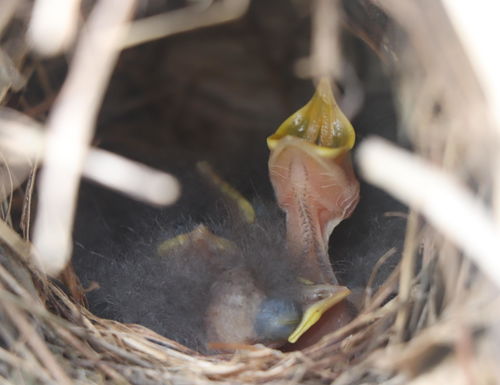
[267,78,360,343]
[268,78,360,287]
[76,78,358,352]
[190,78,360,348]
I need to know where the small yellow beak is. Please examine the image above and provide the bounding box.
[267,78,355,158]
[157,224,237,257]
[197,161,256,224]
[288,285,351,343]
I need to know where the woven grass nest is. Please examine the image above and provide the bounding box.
[1,1,499,384]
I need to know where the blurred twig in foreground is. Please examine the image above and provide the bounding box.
[358,137,500,287]
[32,0,137,276]
[121,0,250,49]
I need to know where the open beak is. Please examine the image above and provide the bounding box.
[288,284,351,343]
[267,78,360,284]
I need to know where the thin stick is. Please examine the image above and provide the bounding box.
[357,137,500,287]
[0,0,17,35]
[311,0,341,80]
[440,0,500,134]
[0,282,72,385]
[422,0,500,226]
[0,218,31,260]
[120,0,250,49]
[393,210,418,342]
[0,113,180,206]
[0,347,55,384]
[20,166,37,240]
[28,0,81,56]
[84,149,179,206]
[363,247,397,308]
[32,0,136,276]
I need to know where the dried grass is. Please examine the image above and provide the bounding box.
[0,0,498,384]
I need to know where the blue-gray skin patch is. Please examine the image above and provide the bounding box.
[254,298,302,342]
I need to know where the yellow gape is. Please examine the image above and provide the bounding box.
[267,78,355,156]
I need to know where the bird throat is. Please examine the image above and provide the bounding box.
[267,78,360,286]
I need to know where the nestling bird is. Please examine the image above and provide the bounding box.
[268,78,360,286]
[74,78,359,352]
[75,169,349,352]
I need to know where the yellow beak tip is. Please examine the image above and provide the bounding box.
[287,286,351,344]
[267,77,356,154]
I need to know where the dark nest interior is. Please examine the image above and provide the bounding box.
[1,0,499,384]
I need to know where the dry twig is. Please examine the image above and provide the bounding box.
[0,110,180,205]
[120,0,250,49]
[358,137,500,286]
[28,0,81,56]
[32,0,137,276]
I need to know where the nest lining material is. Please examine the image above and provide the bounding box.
[0,0,499,384]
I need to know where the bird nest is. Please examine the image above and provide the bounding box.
[0,1,499,384]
